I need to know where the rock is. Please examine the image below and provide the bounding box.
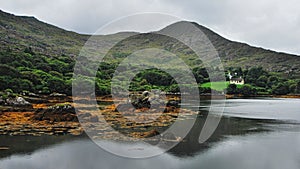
[33,103,78,122]
[50,92,66,97]
[78,113,92,119]
[69,129,83,136]
[131,129,160,138]
[0,147,9,150]
[162,132,177,141]
[20,91,38,97]
[89,115,99,122]
[5,96,32,107]
[78,113,100,123]
[28,92,38,97]
[115,103,133,112]
[166,100,179,108]
[129,90,166,109]
[142,91,150,97]
[16,96,30,105]
[143,129,160,138]
[163,106,176,113]
[132,98,151,109]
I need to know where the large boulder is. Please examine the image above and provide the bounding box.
[166,100,180,108]
[33,103,78,122]
[6,96,32,107]
[129,90,166,109]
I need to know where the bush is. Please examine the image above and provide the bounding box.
[199,87,211,94]
[167,84,180,93]
[227,84,237,94]
[256,75,268,87]
[238,84,257,96]
[245,67,266,84]
[272,83,290,95]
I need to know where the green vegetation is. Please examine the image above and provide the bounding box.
[0,51,73,94]
[225,67,300,96]
[201,82,229,91]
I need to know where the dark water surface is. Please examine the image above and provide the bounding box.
[0,98,300,169]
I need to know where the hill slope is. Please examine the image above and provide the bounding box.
[0,10,299,94]
[160,21,300,75]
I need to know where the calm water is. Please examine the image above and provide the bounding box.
[0,98,300,169]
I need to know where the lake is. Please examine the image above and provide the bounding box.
[0,98,300,169]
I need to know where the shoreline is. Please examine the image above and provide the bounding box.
[0,94,299,137]
[225,94,300,99]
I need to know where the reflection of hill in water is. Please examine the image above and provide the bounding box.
[0,134,86,159]
[167,112,276,157]
[0,113,281,159]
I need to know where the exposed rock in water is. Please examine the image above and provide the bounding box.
[33,103,78,122]
[161,132,177,141]
[126,90,166,109]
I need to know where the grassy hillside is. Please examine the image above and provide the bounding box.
[0,10,299,95]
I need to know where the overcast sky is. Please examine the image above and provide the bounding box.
[1,0,300,55]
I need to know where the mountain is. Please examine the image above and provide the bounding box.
[0,10,299,94]
[160,21,300,75]
[0,10,88,58]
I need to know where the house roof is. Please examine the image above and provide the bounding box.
[230,78,244,81]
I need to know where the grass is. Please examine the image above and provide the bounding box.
[201,81,229,91]
[200,81,244,91]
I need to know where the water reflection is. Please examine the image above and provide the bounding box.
[0,135,83,159]
[0,131,299,169]
[167,115,272,157]
[0,114,277,159]
[0,98,300,169]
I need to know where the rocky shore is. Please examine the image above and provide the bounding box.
[1,90,299,140]
[0,94,83,136]
[0,91,199,141]
[0,111,82,136]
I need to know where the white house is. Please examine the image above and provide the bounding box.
[230,77,245,85]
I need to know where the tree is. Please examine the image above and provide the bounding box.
[272,82,289,95]
[19,79,33,91]
[231,67,243,77]
[199,87,211,94]
[227,84,237,94]
[289,84,297,93]
[47,76,66,93]
[297,81,300,93]
[256,75,268,87]
[267,76,279,88]
[192,67,209,78]
[139,79,148,86]
[238,84,257,96]
[167,84,180,93]
[245,67,266,84]
[24,47,35,55]
[0,64,20,77]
